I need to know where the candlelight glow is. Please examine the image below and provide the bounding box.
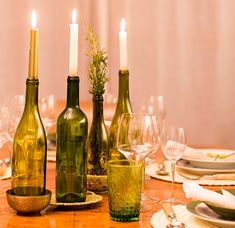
[72,9,77,24]
[120,18,125,32]
[31,10,37,28]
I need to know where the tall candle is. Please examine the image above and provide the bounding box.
[28,10,38,79]
[69,9,78,76]
[119,18,128,70]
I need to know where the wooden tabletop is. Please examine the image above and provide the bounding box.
[0,150,234,228]
[0,101,234,227]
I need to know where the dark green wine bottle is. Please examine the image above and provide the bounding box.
[56,76,88,203]
[109,69,132,160]
[12,79,47,196]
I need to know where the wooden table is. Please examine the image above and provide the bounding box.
[0,150,234,228]
[0,101,234,227]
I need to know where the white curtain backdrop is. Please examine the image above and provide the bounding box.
[0,0,235,148]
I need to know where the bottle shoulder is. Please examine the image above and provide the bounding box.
[58,107,88,122]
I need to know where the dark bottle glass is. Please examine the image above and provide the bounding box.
[56,76,88,203]
[87,95,109,175]
[12,79,47,196]
[109,70,132,160]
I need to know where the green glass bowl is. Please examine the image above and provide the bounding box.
[6,189,52,214]
[204,189,235,219]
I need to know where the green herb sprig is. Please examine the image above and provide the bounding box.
[86,26,109,96]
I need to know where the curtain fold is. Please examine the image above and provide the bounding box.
[0,0,235,147]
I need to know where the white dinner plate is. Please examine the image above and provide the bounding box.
[176,159,235,175]
[182,148,235,169]
[187,201,235,228]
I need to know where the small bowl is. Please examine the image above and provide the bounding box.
[87,175,107,192]
[204,189,235,219]
[6,189,52,214]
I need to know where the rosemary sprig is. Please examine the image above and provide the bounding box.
[86,26,109,96]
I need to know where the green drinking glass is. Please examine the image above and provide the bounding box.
[107,160,143,222]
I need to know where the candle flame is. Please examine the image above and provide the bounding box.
[31,10,37,28]
[120,18,126,32]
[72,9,77,24]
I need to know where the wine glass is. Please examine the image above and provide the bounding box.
[0,95,24,163]
[117,113,158,160]
[139,95,166,165]
[39,95,56,133]
[117,113,159,209]
[140,95,166,133]
[160,125,186,204]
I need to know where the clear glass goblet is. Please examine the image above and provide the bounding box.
[160,125,186,205]
[117,113,159,210]
[39,94,56,133]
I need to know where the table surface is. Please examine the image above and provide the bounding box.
[0,101,234,227]
[1,152,234,228]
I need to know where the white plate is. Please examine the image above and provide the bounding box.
[176,159,235,175]
[50,191,102,207]
[182,148,235,169]
[150,204,218,228]
[187,201,235,228]
[0,167,11,180]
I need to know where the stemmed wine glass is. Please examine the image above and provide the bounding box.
[139,96,166,165]
[0,95,25,163]
[140,95,166,133]
[39,94,56,133]
[160,125,186,204]
[117,113,159,209]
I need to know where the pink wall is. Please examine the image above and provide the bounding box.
[1,0,235,148]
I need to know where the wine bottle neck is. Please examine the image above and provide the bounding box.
[24,79,39,108]
[117,69,131,102]
[92,95,104,121]
[66,76,80,107]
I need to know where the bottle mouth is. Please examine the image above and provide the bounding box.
[92,95,104,102]
[26,78,39,85]
[68,76,79,82]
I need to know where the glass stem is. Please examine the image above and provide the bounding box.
[170,161,176,201]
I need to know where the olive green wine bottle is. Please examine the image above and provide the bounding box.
[87,95,109,176]
[109,69,132,160]
[56,76,88,203]
[12,79,47,196]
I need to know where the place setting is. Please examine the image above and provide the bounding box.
[151,179,235,228]
[146,146,235,186]
[148,125,235,227]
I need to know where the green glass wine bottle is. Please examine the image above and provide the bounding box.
[56,76,88,203]
[87,95,109,175]
[12,79,47,196]
[109,69,133,160]
[12,16,47,196]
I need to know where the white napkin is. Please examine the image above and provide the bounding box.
[183,181,235,209]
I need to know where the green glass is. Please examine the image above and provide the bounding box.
[107,160,143,222]
[87,95,109,175]
[12,79,47,196]
[109,70,132,160]
[56,76,88,203]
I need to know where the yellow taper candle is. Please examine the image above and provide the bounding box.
[69,9,78,76]
[28,10,38,79]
